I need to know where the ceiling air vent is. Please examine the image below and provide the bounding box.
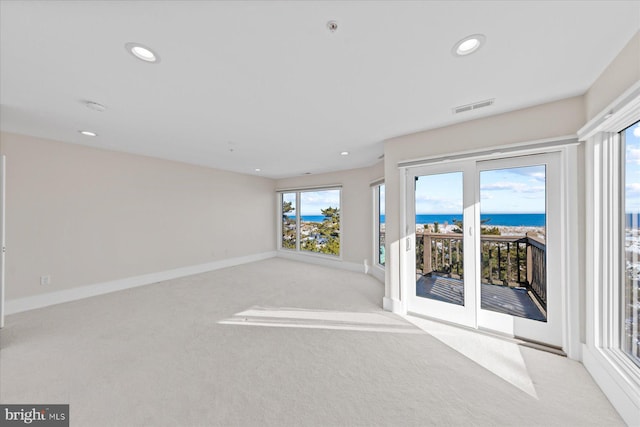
[453,98,495,114]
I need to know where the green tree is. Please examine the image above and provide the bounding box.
[281,201,296,249]
[452,218,500,235]
[318,206,340,255]
[298,206,340,256]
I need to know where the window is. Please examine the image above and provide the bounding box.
[278,188,341,257]
[580,90,640,425]
[375,184,385,266]
[623,120,640,366]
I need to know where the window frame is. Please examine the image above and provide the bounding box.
[277,186,342,259]
[279,191,299,252]
[621,121,640,367]
[580,84,640,424]
[373,182,385,269]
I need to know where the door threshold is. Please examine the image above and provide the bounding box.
[406,311,566,357]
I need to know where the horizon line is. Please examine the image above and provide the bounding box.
[414,212,546,215]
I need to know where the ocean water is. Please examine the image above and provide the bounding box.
[293,213,545,226]
[297,215,329,223]
[412,213,545,227]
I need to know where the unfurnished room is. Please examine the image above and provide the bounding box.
[0,1,639,426]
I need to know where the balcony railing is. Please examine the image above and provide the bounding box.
[415,231,547,310]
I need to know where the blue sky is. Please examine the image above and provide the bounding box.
[415,172,464,214]
[415,165,547,214]
[625,121,640,212]
[282,192,296,214]
[480,165,546,214]
[282,190,340,216]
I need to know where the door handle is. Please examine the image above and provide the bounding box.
[406,237,411,251]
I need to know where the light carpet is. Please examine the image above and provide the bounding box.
[0,258,622,426]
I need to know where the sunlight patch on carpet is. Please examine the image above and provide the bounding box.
[219,306,423,334]
[404,315,539,398]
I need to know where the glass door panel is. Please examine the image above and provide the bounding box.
[406,161,476,328]
[479,165,547,322]
[476,154,561,347]
[415,172,465,306]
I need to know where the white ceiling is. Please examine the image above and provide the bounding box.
[1,1,639,179]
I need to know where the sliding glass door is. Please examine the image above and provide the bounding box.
[476,154,561,346]
[406,153,562,347]
[406,161,477,328]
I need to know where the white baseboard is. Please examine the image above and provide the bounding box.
[5,251,277,315]
[582,344,640,426]
[276,251,364,273]
[383,296,403,313]
[368,265,385,283]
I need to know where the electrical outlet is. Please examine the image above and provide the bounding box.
[40,275,51,286]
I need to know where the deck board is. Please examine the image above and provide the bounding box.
[416,274,546,321]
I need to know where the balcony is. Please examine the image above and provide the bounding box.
[415,231,547,321]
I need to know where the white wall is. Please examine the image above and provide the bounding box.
[1,132,276,301]
[275,162,384,271]
[585,31,640,121]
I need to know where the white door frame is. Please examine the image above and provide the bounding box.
[404,160,477,328]
[475,153,562,347]
[399,142,580,356]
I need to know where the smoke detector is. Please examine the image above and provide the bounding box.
[327,21,338,32]
[85,101,106,112]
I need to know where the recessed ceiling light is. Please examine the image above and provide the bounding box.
[340,151,349,156]
[79,130,97,137]
[452,34,486,57]
[255,168,261,172]
[125,42,160,63]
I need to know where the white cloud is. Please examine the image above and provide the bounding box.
[627,147,640,165]
[528,172,546,182]
[499,166,546,183]
[415,194,462,214]
[482,182,524,191]
[416,194,454,203]
[481,182,545,194]
[299,190,340,215]
[626,183,640,196]
[634,125,640,138]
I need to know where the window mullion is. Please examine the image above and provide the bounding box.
[296,192,300,252]
[610,131,622,350]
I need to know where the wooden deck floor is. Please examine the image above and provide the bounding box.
[416,274,546,322]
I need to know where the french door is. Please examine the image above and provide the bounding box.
[405,152,562,347]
